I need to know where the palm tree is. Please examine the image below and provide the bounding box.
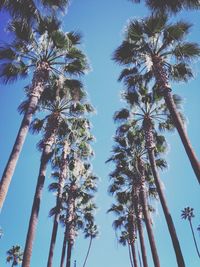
[47,118,95,267]
[129,0,200,13]
[82,222,98,267]
[114,86,186,267]
[181,207,200,259]
[0,0,69,25]
[107,131,162,267]
[0,20,88,211]
[6,245,23,267]
[60,178,97,267]
[113,14,200,183]
[22,77,92,267]
[108,202,140,267]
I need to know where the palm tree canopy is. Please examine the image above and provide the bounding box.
[6,245,23,265]
[129,0,200,13]
[181,207,195,221]
[0,18,89,84]
[113,14,200,90]
[0,0,69,24]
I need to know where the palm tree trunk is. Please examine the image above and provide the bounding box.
[47,212,60,267]
[130,242,139,267]
[164,91,200,183]
[0,64,49,212]
[143,117,186,267]
[60,225,68,267]
[82,237,92,267]
[136,241,143,267]
[22,144,52,267]
[133,198,148,267]
[47,141,69,267]
[66,242,73,267]
[189,219,200,258]
[152,56,200,183]
[138,160,161,267]
[148,148,186,267]
[128,244,134,267]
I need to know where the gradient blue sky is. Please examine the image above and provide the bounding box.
[0,0,200,266]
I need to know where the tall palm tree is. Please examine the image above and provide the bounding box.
[59,178,97,267]
[108,202,139,267]
[22,77,92,267]
[129,0,200,13]
[114,86,186,267]
[0,20,88,211]
[47,118,95,267]
[113,14,200,183]
[108,131,162,267]
[6,245,23,267]
[181,207,200,259]
[82,222,98,267]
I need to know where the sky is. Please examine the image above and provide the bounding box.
[0,0,200,267]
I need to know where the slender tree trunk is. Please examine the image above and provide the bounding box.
[133,198,148,267]
[136,241,143,267]
[138,160,161,267]
[66,242,73,267]
[60,225,68,267]
[82,237,92,267]
[143,118,186,267]
[22,113,58,267]
[128,244,134,267]
[22,145,52,267]
[0,64,49,212]
[148,148,186,267]
[189,219,200,258]
[130,242,139,267]
[47,141,70,267]
[61,184,76,267]
[152,56,200,184]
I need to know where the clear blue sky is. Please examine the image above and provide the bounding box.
[0,0,200,266]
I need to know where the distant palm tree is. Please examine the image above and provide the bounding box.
[113,14,200,183]
[181,207,200,259]
[47,117,95,267]
[82,222,98,267]
[114,86,186,267]
[6,245,23,267]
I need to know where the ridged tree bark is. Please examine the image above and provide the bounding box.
[152,55,200,183]
[128,212,139,267]
[22,113,59,267]
[138,159,161,267]
[60,184,76,267]
[133,194,148,267]
[66,185,76,267]
[47,140,70,267]
[143,117,186,267]
[0,62,49,212]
